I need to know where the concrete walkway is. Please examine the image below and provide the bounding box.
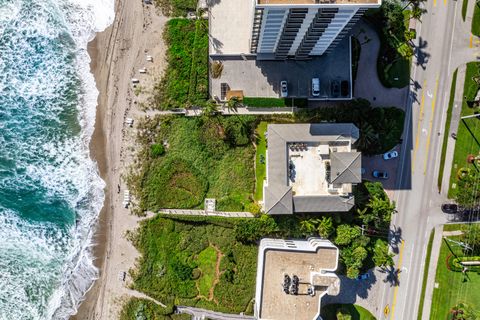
[155,209,254,218]
[176,306,255,320]
[421,225,443,320]
[443,230,464,236]
[125,288,166,307]
[352,21,409,108]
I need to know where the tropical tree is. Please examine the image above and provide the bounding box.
[373,239,395,269]
[335,225,362,246]
[317,216,334,239]
[455,170,480,208]
[366,195,396,227]
[224,96,242,113]
[203,100,219,116]
[300,218,318,234]
[356,122,379,153]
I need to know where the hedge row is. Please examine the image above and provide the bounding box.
[242,97,308,108]
[447,254,480,272]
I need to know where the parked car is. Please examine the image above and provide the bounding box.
[341,80,349,97]
[357,273,370,281]
[312,78,320,97]
[372,170,388,179]
[280,80,288,98]
[383,150,399,160]
[441,203,458,214]
[331,80,340,98]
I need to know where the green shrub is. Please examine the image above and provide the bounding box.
[243,97,308,108]
[234,214,278,243]
[151,143,165,157]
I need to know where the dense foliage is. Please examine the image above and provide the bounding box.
[152,19,208,110]
[129,115,256,213]
[129,215,258,313]
[294,182,396,278]
[120,298,189,320]
[298,99,405,155]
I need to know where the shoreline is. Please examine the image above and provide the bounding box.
[73,0,168,318]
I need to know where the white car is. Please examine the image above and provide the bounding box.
[280,80,288,98]
[312,78,320,97]
[383,150,399,160]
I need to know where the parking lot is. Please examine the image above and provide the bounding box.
[361,146,401,193]
[210,36,352,100]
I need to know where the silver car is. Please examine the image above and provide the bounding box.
[280,80,288,98]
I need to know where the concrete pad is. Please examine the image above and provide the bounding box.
[209,0,253,55]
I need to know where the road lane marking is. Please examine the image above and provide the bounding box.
[444,0,447,5]
[434,0,437,7]
[470,34,473,48]
[424,76,439,175]
[390,240,406,320]
[413,80,427,173]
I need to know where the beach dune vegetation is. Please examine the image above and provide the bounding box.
[129,115,256,212]
[129,215,258,314]
[152,18,208,110]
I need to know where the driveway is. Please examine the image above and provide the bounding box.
[362,145,401,197]
[352,21,409,109]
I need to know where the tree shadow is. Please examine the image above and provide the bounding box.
[379,265,401,287]
[209,35,223,53]
[414,37,430,70]
[389,225,403,255]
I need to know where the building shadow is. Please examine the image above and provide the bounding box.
[321,269,377,305]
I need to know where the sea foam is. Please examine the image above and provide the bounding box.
[0,0,114,319]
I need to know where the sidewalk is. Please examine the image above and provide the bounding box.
[420,225,444,320]
[154,209,254,218]
[440,64,466,196]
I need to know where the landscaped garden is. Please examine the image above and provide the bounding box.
[321,303,376,320]
[128,115,258,213]
[430,224,480,319]
[448,62,480,206]
[152,18,208,110]
[366,1,419,88]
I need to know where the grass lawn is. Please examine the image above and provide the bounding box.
[384,58,410,88]
[130,215,258,314]
[322,304,376,320]
[473,3,480,36]
[438,69,458,192]
[430,224,480,319]
[448,62,480,198]
[417,228,435,320]
[196,246,218,298]
[130,115,256,212]
[463,0,469,21]
[254,121,267,201]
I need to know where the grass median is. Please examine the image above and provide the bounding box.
[416,228,435,320]
[438,69,458,192]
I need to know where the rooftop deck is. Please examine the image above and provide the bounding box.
[259,248,338,320]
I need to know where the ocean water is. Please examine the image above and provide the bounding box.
[0,0,113,319]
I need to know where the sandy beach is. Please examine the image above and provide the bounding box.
[73,0,168,319]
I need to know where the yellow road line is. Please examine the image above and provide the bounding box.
[423,76,439,175]
[434,0,437,7]
[444,0,447,5]
[390,240,406,320]
[412,80,427,173]
[470,34,473,48]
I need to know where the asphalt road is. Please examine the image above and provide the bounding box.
[377,0,477,319]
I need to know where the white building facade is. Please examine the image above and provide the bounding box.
[250,0,381,59]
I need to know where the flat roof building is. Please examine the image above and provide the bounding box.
[263,123,361,215]
[255,238,340,320]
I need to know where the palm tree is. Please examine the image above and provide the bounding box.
[203,100,219,117]
[224,96,242,113]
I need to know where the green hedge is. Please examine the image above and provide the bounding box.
[243,97,308,108]
[448,255,480,272]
